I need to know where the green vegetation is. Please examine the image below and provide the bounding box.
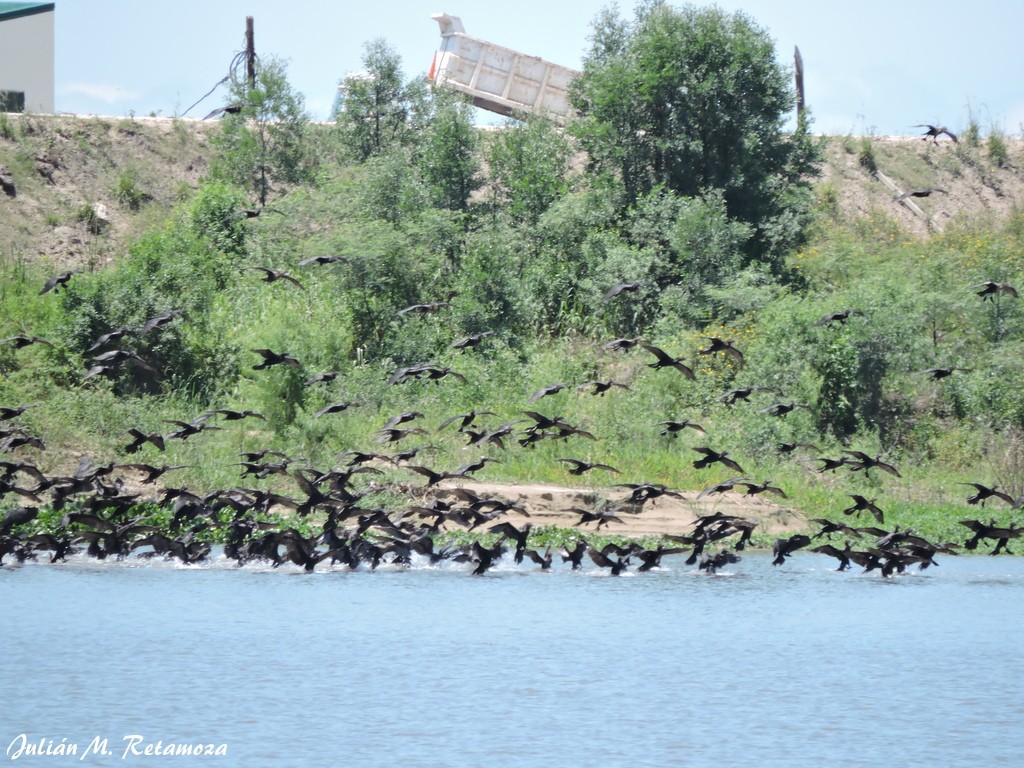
[1,4,1023,553]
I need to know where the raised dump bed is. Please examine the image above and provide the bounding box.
[429,13,578,122]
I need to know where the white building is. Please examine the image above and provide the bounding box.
[0,2,55,113]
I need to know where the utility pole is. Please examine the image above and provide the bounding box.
[794,45,805,118]
[245,16,256,89]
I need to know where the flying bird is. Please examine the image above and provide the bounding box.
[39,271,74,295]
[843,495,885,524]
[313,402,361,418]
[641,344,695,379]
[556,458,621,476]
[528,383,568,403]
[960,482,1015,507]
[298,254,349,267]
[139,309,183,337]
[916,367,970,381]
[815,309,864,327]
[245,266,305,289]
[973,281,1019,301]
[894,187,947,203]
[915,124,957,144]
[658,419,706,436]
[698,337,744,366]
[691,446,745,473]
[577,380,630,396]
[450,331,493,350]
[202,103,245,119]
[251,349,301,370]
[603,281,643,300]
[2,335,54,350]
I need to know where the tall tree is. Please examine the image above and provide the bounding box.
[415,88,480,211]
[335,39,429,161]
[488,112,573,227]
[213,56,314,206]
[570,1,819,262]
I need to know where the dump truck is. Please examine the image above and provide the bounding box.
[428,13,578,123]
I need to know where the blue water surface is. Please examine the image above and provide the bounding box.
[2,551,1023,768]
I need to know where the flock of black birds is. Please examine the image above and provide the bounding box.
[2,250,1023,578]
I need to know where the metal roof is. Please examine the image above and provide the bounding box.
[0,2,55,22]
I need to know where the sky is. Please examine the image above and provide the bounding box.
[52,0,1024,136]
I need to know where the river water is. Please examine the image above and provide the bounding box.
[2,551,1023,767]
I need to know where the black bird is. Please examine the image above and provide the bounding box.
[817,455,855,473]
[313,402,361,418]
[164,418,222,441]
[737,479,787,499]
[603,282,643,300]
[522,546,553,569]
[973,281,1019,301]
[528,383,568,403]
[251,348,301,370]
[1,506,39,536]
[489,521,533,564]
[719,385,777,406]
[304,371,344,386]
[85,327,135,353]
[772,534,812,565]
[759,401,813,418]
[139,309,183,337]
[915,124,957,144]
[696,477,745,500]
[201,408,267,422]
[450,331,493,351]
[561,540,588,569]
[658,418,706,436]
[39,271,74,295]
[454,457,500,477]
[469,539,507,575]
[630,544,688,571]
[232,206,284,220]
[641,344,695,379]
[405,464,468,487]
[810,542,853,571]
[916,367,970,381]
[0,405,30,422]
[569,507,625,530]
[437,410,497,432]
[398,302,449,315]
[808,518,865,540]
[117,463,190,484]
[602,337,644,352]
[613,482,683,506]
[698,550,741,573]
[376,426,429,444]
[815,309,864,326]
[960,519,1023,554]
[894,187,947,203]
[691,446,744,473]
[2,335,54,350]
[557,458,621,476]
[842,451,901,478]
[776,441,822,454]
[246,266,305,289]
[698,337,744,366]
[960,482,1015,507]
[587,546,629,576]
[298,254,349,267]
[202,103,245,119]
[843,495,885,524]
[577,379,630,396]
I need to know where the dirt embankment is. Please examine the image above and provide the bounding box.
[428,481,807,538]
